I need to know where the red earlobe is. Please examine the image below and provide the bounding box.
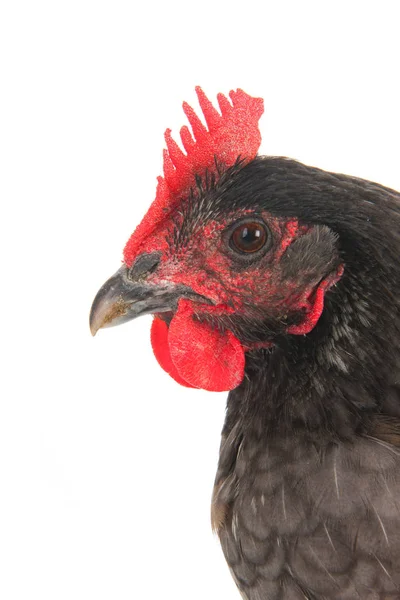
[287,265,344,335]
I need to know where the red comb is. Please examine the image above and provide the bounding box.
[124,87,264,265]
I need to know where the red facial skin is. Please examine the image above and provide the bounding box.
[124,208,343,391]
[126,210,335,317]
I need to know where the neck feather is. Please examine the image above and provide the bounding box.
[224,269,400,443]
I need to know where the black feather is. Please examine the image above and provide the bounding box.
[206,157,400,598]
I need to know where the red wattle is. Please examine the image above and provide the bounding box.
[167,300,245,392]
[150,317,195,388]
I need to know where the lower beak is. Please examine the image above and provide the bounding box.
[89,266,205,336]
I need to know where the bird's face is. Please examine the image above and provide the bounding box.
[90,163,343,392]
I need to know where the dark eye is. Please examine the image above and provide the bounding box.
[230,221,268,254]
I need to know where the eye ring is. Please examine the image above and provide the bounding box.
[229,219,269,255]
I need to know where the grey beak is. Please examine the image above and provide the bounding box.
[89,265,211,336]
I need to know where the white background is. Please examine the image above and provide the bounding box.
[1,2,399,599]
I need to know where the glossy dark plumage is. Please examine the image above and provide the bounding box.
[91,153,400,599]
[209,157,400,599]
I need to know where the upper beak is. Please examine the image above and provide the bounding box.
[89,265,207,336]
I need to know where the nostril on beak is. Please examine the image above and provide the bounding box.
[128,252,161,280]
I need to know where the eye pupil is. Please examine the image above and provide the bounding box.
[231,221,268,253]
[241,227,260,242]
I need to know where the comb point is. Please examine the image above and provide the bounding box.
[163,148,176,183]
[180,125,195,153]
[182,101,208,140]
[164,128,187,169]
[195,86,221,131]
[217,93,232,116]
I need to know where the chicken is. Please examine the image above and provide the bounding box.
[90,88,400,599]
